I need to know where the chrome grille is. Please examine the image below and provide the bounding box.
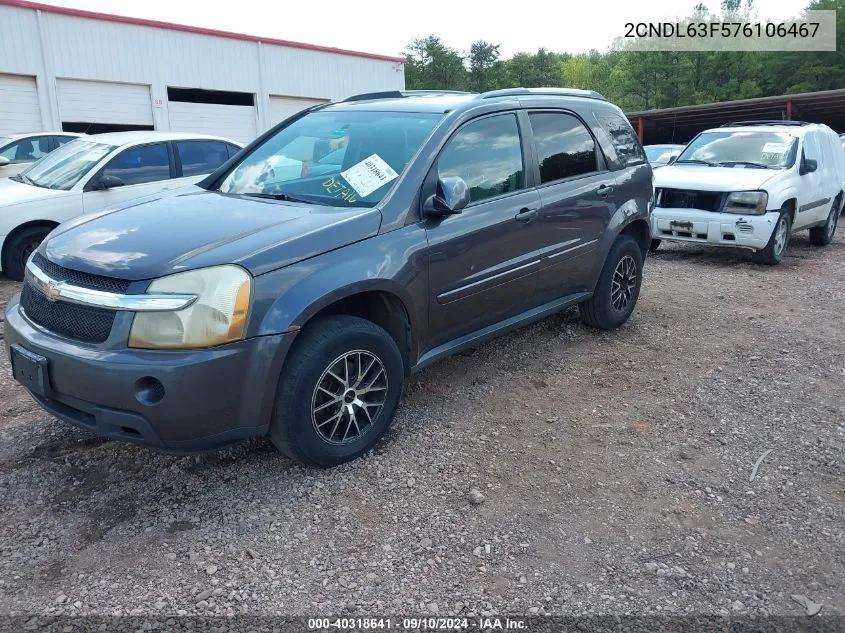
[31,252,130,294]
[21,255,122,344]
[20,284,116,343]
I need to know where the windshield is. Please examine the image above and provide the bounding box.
[645,146,681,164]
[677,131,797,168]
[19,139,115,190]
[218,110,442,207]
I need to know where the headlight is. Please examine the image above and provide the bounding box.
[129,265,251,349]
[724,191,768,215]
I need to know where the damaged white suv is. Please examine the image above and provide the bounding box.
[651,121,845,264]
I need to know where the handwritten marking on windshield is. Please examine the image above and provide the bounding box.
[322,177,358,203]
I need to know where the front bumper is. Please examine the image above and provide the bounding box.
[651,208,781,251]
[4,293,295,452]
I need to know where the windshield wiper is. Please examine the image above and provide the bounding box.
[717,161,773,169]
[237,191,320,204]
[674,159,718,167]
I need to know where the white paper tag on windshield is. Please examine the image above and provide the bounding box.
[340,154,399,198]
[762,142,788,154]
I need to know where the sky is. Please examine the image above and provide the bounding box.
[46,0,812,58]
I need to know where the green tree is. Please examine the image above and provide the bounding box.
[402,0,844,108]
[404,36,467,91]
[467,41,502,92]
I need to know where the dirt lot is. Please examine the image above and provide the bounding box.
[0,234,842,621]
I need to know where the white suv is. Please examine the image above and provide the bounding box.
[651,121,845,264]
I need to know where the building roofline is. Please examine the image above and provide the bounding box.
[0,0,407,64]
[627,88,845,119]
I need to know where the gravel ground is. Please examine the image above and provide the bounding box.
[0,234,842,623]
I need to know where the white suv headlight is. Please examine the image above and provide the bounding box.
[724,191,768,215]
[129,265,252,349]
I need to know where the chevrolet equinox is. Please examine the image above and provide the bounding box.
[5,88,654,467]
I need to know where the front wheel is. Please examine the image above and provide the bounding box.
[269,315,404,467]
[3,226,52,282]
[753,208,791,265]
[649,239,661,253]
[579,235,643,330]
[809,198,840,246]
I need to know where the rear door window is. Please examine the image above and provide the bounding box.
[176,140,231,177]
[52,135,77,149]
[225,143,241,159]
[437,114,525,205]
[593,111,647,168]
[101,143,171,186]
[528,112,599,183]
[0,136,50,163]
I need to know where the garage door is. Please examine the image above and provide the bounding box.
[57,79,153,126]
[0,74,41,135]
[168,102,258,145]
[269,96,328,126]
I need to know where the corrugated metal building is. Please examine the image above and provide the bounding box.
[0,0,406,143]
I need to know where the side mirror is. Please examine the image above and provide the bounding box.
[800,158,817,175]
[423,176,470,218]
[92,174,126,190]
[668,154,679,164]
[0,156,10,167]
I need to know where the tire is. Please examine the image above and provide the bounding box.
[269,315,404,467]
[579,235,643,330]
[3,226,51,282]
[648,239,661,253]
[753,207,791,265]
[809,198,840,246]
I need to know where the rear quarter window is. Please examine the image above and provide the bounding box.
[592,111,647,169]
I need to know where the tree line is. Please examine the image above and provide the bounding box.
[403,0,845,112]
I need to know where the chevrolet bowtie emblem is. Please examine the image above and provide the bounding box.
[43,281,61,301]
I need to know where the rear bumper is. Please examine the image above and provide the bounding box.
[651,208,780,251]
[4,293,295,453]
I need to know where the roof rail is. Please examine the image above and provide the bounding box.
[341,89,473,102]
[477,87,607,101]
[720,120,810,127]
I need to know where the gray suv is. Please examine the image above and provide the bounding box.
[5,88,653,467]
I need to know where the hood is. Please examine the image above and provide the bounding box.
[654,164,781,191]
[42,188,382,280]
[0,176,73,206]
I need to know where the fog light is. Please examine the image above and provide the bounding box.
[135,376,165,405]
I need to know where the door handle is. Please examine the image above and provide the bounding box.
[596,184,614,198]
[514,207,538,222]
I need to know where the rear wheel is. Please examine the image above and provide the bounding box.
[3,225,51,282]
[579,235,643,330]
[809,198,840,246]
[269,315,404,467]
[753,207,791,265]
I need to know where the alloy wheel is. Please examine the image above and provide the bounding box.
[311,350,388,445]
[611,254,638,311]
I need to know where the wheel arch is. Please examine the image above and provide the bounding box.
[1,220,59,271]
[298,286,414,372]
[262,278,418,374]
[618,218,651,257]
[782,197,798,225]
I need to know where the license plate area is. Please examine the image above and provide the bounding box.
[10,344,50,397]
[670,220,694,231]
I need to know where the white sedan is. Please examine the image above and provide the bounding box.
[0,132,84,178]
[0,131,242,280]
